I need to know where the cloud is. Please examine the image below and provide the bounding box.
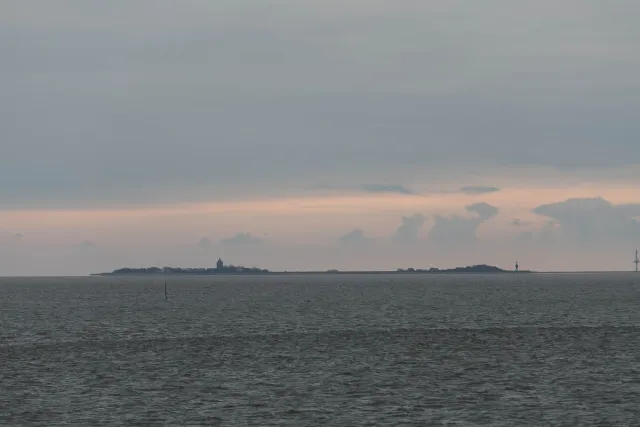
[2,1,640,273]
[221,232,261,245]
[339,228,372,245]
[511,218,534,227]
[533,197,640,244]
[539,220,560,244]
[360,184,414,195]
[15,233,24,238]
[460,186,500,195]
[74,240,98,257]
[428,202,499,246]
[393,213,427,243]
[198,237,213,248]
[515,230,534,242]
[2,1,639,209]
[78,240,96,249]
[466,202,499,220]
[618,204,640,218]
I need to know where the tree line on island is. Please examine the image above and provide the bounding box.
[395,264,511,273]
[102,265,269,275]
[94,261,529,275]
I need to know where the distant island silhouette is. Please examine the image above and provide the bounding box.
[395,264,530,274]
[93,259,269,276]
[95,266,270,276]
[93,259,531,276]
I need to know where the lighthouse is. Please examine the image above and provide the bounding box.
[635,250,639,272]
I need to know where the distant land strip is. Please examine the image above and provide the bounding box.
[92,264,532,276]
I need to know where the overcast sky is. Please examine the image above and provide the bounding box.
[2,1,639,274]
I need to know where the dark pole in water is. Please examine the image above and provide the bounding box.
[164,273,168,300]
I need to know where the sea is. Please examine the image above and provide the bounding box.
[1,273,640,426]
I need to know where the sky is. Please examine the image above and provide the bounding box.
[1,0,639,275]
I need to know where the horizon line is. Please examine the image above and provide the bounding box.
[2,270,640,278]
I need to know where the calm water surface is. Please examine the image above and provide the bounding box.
[2,273,640,425]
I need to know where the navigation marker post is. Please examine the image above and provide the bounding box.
[164,270,168,300]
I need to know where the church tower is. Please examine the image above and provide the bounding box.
[217,258,224,270]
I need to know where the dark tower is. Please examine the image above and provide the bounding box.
[515,261,519,272]
[635,250,639,272]
[217,258,224,270]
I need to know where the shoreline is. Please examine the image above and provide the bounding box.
[93,263,533,276]
[93,270,534,276]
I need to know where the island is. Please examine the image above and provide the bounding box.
[92,259,269,276]
[395,264,531,273]
[92,259,531,276]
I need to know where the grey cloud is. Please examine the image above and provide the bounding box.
[198,237,213,248]
[340,229,372,245]
[78,240,96,249]
[533,197,640,244]
[1,1,639,207]
[460,186,500,195]
[221,233,261,245]
[360,184,414,195]
[515,230,534,242]
[618,204,640,218]
[429,216,483,246]
[15,233,24,238]
[466,203,499,220]
[394,214,427,244]
[74,241,98,256]
[513,220,557,245]
[539,221,559,244]
[428,203,499,246]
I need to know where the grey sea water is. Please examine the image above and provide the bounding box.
[2,273,640,426]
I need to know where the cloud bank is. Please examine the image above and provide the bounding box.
[221,233,262,245]
[394,214,427,244]
[460,186,501,195]
[340,228,373,245]
[428,202,499,247]
[1,1,639,208]
[1,1,640,273]
[533,197,640,244]
[360,184,414,195]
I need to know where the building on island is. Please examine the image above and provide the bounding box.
[216,258,224,270]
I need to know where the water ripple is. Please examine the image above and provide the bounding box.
[1,273,640,425]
